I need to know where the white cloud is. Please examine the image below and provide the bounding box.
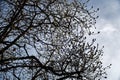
[96,19,118,36]
[101,24,117,35]
[90,0,120,80]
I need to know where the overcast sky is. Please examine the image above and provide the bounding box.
[89,0,120,80]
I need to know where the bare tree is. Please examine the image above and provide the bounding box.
[0,0,110,80]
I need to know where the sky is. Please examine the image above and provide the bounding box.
[89,0,120,80]
[0,0,119,80]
